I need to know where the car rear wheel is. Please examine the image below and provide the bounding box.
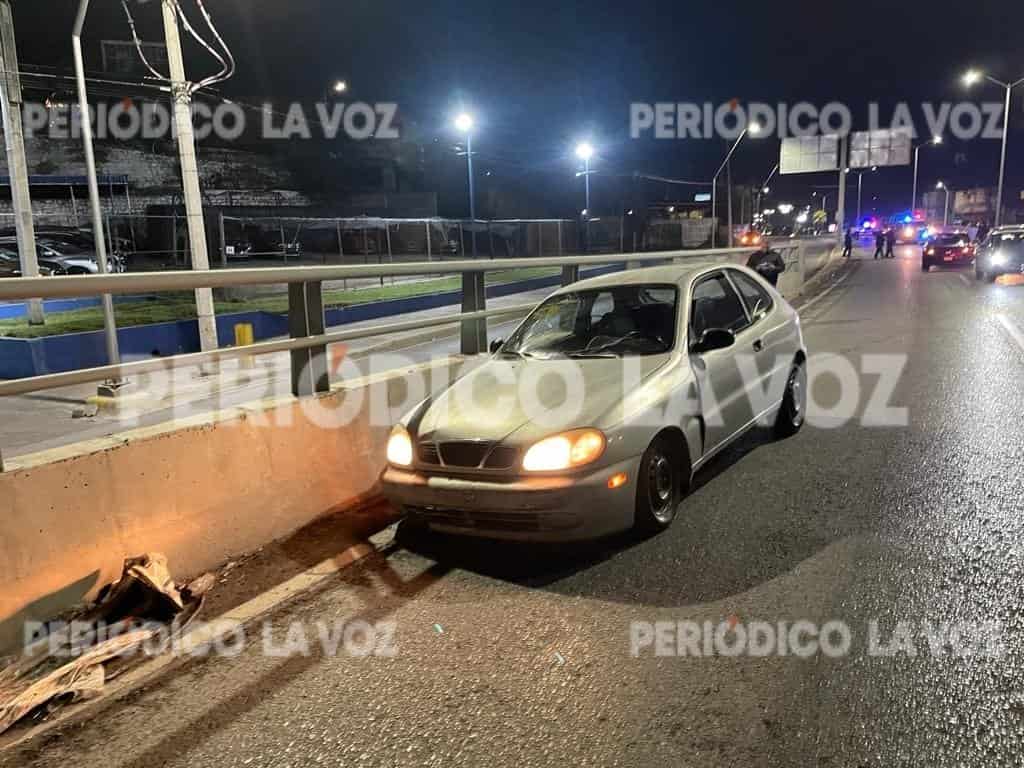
[774,360,807,438]
[921,261,931,272]
[634,435,685,534]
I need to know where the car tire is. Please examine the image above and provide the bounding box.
[774,360,807,439]
[921,261,930,272]
[634,435,685,535]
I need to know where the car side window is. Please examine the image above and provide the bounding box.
[690,273,750,339]
[729,271,773,323]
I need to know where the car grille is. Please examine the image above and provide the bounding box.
[417,441,519,470]
[483,446,519,469]
[439,442,491,468]
[417,442,441,465]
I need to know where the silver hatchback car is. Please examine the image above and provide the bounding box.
[381,263,808,541]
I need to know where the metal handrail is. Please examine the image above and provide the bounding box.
[0,246,786,302]
[0,241,826,400]
[0,302,536,398]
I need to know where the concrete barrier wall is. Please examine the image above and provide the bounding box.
[0,356,467,653]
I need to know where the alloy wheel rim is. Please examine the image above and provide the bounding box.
[649,454,675,522]
[789,367,807,427]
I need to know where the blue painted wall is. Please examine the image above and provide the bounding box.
[0,264,624,379]
[0,295,156,320]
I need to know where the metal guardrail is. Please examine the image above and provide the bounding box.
[0,243,818,400]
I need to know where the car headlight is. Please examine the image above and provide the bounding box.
[386,425,414,467]
[522,428,606,472]
[990,251,1008,266]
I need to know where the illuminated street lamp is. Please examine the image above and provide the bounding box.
[936,181,951,227]
[332,80,348,95]
[575,141,595,213]
[711,121,761,247]
[911,135,942,217]
[963,68,1024,226]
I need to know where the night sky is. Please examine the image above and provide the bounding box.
[9,0,1024,218]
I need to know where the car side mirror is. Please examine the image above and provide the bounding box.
[690,328,735,354]
[489,338,504,354]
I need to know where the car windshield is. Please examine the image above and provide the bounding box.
[500,284,677,358]
[42,240,85,255]
[989,232,1024,254]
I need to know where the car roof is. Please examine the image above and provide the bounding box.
[990,225,1024,234]
[552,262,731,294]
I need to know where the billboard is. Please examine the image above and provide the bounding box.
[849,129,912,168]
[780,135,840,175]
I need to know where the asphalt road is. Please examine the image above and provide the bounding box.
[9,244,1024,767]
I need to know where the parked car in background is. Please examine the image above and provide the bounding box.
[224,240,254,260]
[0,248,59,277]
[921,231,975,272]
[0,237,126,275]
[975,226,1024,282]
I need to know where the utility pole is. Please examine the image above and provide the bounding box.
[0,1,43,325]
[162,0,217,356]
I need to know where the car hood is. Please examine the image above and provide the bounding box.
[416,354,672,445]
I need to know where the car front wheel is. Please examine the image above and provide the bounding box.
[774,360,807,438]
[921,261,931,272]
[634,436,684,534]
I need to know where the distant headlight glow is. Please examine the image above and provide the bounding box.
[386,425,414,466]
[522,429,606,472]
[990,251,1008,266]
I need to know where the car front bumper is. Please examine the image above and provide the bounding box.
[381,456,641,542]
[983,260,1024,276]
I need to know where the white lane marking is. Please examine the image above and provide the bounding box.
[997,314,1024,355]
[958,273,971,287]
[797,268,853,314]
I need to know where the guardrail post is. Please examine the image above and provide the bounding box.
[460,270,487,355]
[561,265,579,286]
[288,281,329,397]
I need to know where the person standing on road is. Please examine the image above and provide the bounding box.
[885,227,896,259]
[746,239,787,287]
[967,222,980,242]
[843,228,854,258]
[874,230,886,260]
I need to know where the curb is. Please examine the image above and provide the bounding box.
[0,515,398,755]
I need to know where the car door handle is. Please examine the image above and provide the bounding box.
[752,339,764,352]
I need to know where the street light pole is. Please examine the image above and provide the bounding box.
[466,131,477,256]
[911,136,942,216]
[937,182,951,227]
[963,70,1024,226]
[73,0,121,376]
[584,155,591,213]
[454,112,484,354]
[711,123,760,247]
[995,83,1012,227]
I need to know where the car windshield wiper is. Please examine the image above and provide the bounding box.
[499,349,536,360]
[565,351,618,359]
